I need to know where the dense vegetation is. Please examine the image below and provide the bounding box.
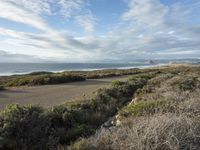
[69,65,200,150]
[0,86,4,90]
[0,71,154,150]
[1,65,200,150]
[0,68,141,87]
[0,74,85,87]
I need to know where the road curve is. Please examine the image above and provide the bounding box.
[0,76,129,110]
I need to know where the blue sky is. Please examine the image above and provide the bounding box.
[0,0,199,62]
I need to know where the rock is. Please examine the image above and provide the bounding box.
[101,117,115,128]
[146,60,155,64]
[115,115,121,126]
[131,97,140,104]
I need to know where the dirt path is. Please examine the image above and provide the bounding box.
[0,76,129,110]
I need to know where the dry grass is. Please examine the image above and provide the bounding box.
[68,66,200,150]
[71,114,200,150]
[1,65,200,149]
[69,91,200,150]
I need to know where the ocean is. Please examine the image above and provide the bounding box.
[0,62,160,76]
[0,59,199,76]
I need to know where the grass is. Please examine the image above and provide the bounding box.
[0,73,151,150]
[119,100,172,117]
[68,65,200,150]
[4,74,85,87]
[128,73,156,81]
[69,114,200,150]
[0,68,141,87]
[111,80,125,87]
[1,65,200,150]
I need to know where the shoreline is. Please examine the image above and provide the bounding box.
[1,62,198,77]
[0,64,199,111]
[0,63,168,77]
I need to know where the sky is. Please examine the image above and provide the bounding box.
[0,0,200,62]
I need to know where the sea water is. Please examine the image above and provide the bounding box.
[0,59,199,76]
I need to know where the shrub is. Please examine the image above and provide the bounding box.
[0,74,151,149]
[165,75,200,91]
[0,85,4,90]
[5,74,86,87]
[71,114,200,150]
[5,77,30,86]
[178,77,200,91]
[28,71,53,75]
[0,104,58,150]
[111,80,125,87]
[0,68,141,87]
[31,74,85,86]
[120,100,174,117]
[65,125,94,142]
[67,66,200,150]
[29,76,46,85]
[67,138,91,150]
[128,73,155,81]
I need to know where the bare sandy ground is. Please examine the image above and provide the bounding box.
[0,76,129,110]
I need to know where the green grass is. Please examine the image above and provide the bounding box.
[120,100,173,117]
[4,74,85,87]
[0,68,142,87]
[166,75,200,91]
[111,80,125,87]
[128,73,156,81]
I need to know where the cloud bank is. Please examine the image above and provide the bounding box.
[0,0,199,62]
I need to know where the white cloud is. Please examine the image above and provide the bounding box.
[7,0,52,15]
[122,0,168,27]
[0,0,199,62]
[103,0,200,59]
[58,0,86,19]
[0,0,51,31]
[5,0,86,18]
[0,50,45,62]
[75,11,97,33]
[0,0,97,61]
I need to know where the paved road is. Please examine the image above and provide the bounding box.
[0,76,128,110]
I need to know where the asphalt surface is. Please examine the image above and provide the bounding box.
[0,76,129,110]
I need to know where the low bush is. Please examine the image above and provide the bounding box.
[70,114,200,150]
[28,71,53,75]
[111,80,125,87]
[2,66,199,149]
[0,104,58,150]
[128,73,156,81]
[68,66,200,150]
[5,74,85,87]
[165,75,200,91]
[0,85,5,90]
[0,68,142,87]
[0,74,150,149]
[120,100,175,117]
[5,77,30,86]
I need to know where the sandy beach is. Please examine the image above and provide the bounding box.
[0,75,129,110]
